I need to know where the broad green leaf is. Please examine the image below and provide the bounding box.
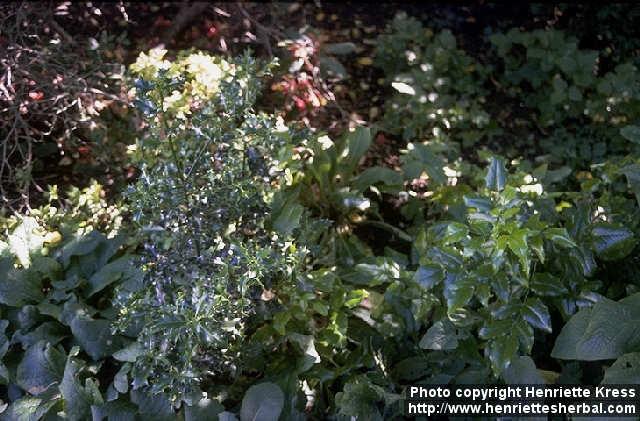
[552,294,640,360]
[240,382,284,421]
[486,334,519,375]
[0,320,9,359]
[112,342,144,363]
[530,273,568,297]
[551,307,592,360]
[544,228,577,248]
[0,258,44,307]
[508,228,530,276]
[590,223,636,261]
[413,264,443,290]
[620,125,640,144]
[60,347,103,421]
[463,195,493,212]
[219,412,239,421]
[502,356,544,384]
[392,357,430,381]
[16,341,66,395]
[428,222,469,245]
[90,399,137,421]
[0,395,59,421]
[334,377,384,420]
[352,167,403,192]
[113,364,130,394]
[443,273,474,316]
[602,353,640,384]
[522,298,552,332]
[485,157,506,191]
[288,333,321,371]
[60,230,105,268]
[272,198,304,237]
[419,320,458,350]
[70,316,123,360]
[130,390,173,418]
[402,143,446,185]
[344,258,400,286]
[86,256,131,297]
[340,127,371,175]
[529,234,545,264]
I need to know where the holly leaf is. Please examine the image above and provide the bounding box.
[485,157,507,191]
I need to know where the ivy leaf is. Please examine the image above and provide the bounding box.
[419,320,458,350]
[590,223,636,261]
[240,382,284,421]
[485,157,507,191]
[522,298,552,333]
[602,353,640,384]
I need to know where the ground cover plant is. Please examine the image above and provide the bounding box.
[1,2,640,420]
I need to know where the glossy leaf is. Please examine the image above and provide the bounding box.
[485,157,507,191]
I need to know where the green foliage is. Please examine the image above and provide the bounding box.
[375,13,491,144]
[115,49,300,403]
[4,11,640,420]
[0,184,152,419]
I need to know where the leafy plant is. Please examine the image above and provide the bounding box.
[0,184,153,420]
[375,13,493,145]
[115,48,298,404]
